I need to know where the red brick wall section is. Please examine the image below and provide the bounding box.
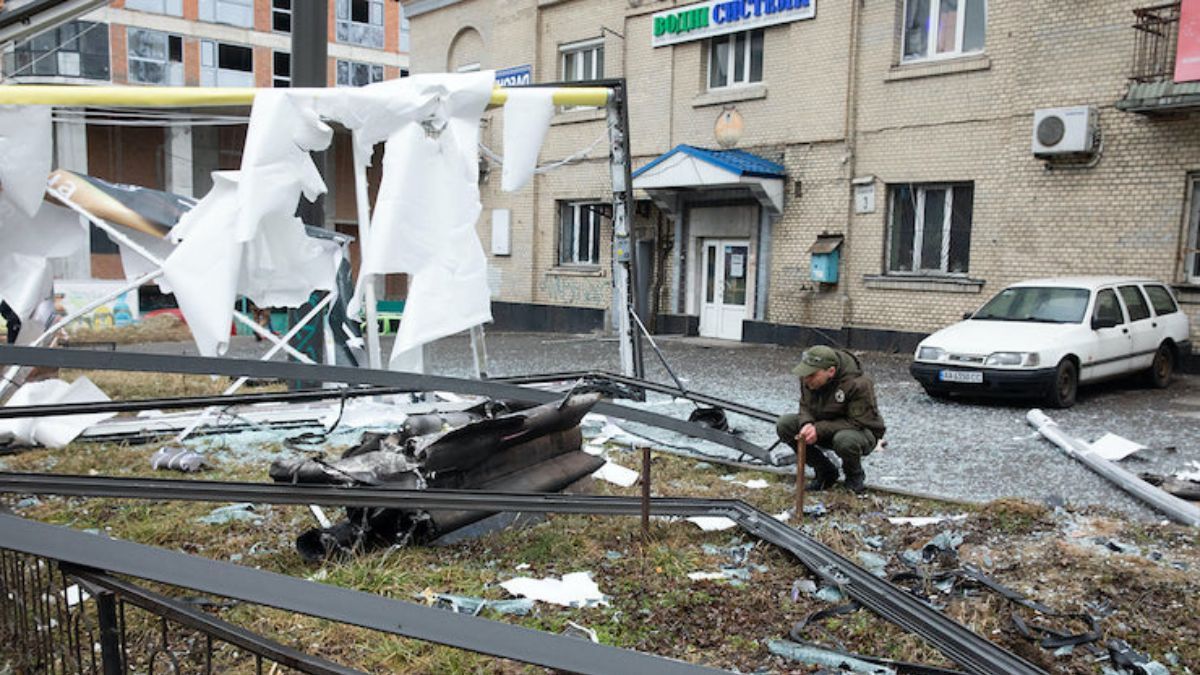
[90,254,125,280]
[385,0,399,53]
[182,0,198,21]
[110,24,127,84]
[184,38,200,86]
[254,0,271,32]
[253,45,271,88]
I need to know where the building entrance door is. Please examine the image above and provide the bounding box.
[699,239,750,340]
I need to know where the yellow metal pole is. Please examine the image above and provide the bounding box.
[0,85,610,108]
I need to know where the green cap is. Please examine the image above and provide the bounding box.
[792,345,838,377]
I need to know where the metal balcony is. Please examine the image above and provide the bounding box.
[1119,1,1200,113]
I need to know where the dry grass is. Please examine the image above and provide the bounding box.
[65,313,193,345]
[2,392,1198,673]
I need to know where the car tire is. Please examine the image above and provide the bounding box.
[1148,343,1174,389]
[1047,359,1078,409]
[922,386,951,400]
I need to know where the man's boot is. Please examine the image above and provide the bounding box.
[805,448,838,491]
[841,454,867,495]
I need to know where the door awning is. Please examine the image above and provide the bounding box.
[632,144,786,214]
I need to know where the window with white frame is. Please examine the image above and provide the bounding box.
[1186,177,1200,283]
[198,0,253,28]
[560,38,604,83]
[272,0,292,34]
[273,51,290,87]
[125,0,183,16]
[336,0,384,49]
[887,183,974,275]
[200,40,253,87]
[708,29,763,89]
[336,59,384,87]
[128,29,183,85]
[558,202,605,266]
[400,6,410,53]
[901,0,986,62]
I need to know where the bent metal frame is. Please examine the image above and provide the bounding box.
[0,344,1046,675]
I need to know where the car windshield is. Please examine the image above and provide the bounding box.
[971,286,1090,323]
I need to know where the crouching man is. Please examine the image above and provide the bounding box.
[776,345,886,494]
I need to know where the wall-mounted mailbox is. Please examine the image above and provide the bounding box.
[809,234,844,284]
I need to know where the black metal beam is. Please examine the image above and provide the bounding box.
[0,473,1046,675]
[0,513,726,674]
[0,345,773,462]
[64,565,366,675]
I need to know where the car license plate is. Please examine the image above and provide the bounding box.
[939,370,983,383]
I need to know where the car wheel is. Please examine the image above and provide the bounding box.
[1047,359,1078,408]
[922,386,951,400]
[1148,343,1174,389]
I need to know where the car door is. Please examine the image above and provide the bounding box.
[1083,287,1131,381]
[1117,284,1158,372]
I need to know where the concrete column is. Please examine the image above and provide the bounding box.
[165,126,194,198]
[756,209,773,321]
[52,115,91,280]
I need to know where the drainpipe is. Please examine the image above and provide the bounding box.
[840,0,863,335]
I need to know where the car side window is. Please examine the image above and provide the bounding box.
[1093,289,1125,325]
[1143,284,1179,316]
[1118,285,1151,322]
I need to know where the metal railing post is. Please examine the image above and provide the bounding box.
[96,590,124,675]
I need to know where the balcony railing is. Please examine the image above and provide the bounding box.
[1130,2,1182,82]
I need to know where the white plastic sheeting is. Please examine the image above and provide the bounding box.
[500,571,608,607]
[0,107,86,320]
[500,88,556,192]
[0,377,116,448]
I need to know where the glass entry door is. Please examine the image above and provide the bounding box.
[699,239,750,340]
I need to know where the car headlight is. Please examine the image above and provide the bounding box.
[985,352,1040,367]
[917,346,945,361]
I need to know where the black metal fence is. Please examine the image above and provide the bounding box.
[0,549,358,675]
[1131,2,1182,82]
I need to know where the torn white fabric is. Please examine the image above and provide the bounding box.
[0,203,87,318]
[0,106,52,217]
[163,171,339,356]
[500,571,607,607]
[886,514,968,527]
[349,72,495,370]
[1088,432,1147,461]
[501,88,556,192]
[592,460,639,487]
[0,378,116,448]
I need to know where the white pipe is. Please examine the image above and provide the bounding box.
[174,292,335,442]
[0,269,165,401]
[469,324,489,379]
[351,143,383,370]
[1027,409,1200,527]
[48,185,316,365]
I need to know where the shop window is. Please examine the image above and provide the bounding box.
[887,183,973,275]
[561,38,604,82]
[125,0,183,16]
[273,51,290,88]
[336,0,385,49]
[200,41,253,87]
[336,59,384,87]
[128,29,183,85]
[902,0,986,62]
[4,20,110,80]
[273,0,292,34]
[558,202,605,266]
[198,0,254,28]
[708,29,763,89]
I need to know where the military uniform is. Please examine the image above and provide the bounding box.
[776,346,886,492]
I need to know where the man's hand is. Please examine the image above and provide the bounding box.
[796,423,817,446]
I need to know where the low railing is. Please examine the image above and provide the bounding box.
[0,549,358,675]
[1130,2,1182,82]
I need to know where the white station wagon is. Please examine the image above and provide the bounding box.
[910,277,1191,407]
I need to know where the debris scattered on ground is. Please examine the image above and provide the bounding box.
[0,377,116,448]
[562,621,599,642]
[150,446,209,472]
[1088,432,1148,461]
[685,516,738,531]
[196,503,264,525]
[592,460,639,487]
[886,514,967,526]
[499,571,607,608]
[767,639,896,674]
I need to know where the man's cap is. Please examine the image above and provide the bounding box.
[792,345,838,377]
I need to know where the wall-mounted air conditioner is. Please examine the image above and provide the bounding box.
[1031,106,1097,157]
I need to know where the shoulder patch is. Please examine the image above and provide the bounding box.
[835,389,845,403]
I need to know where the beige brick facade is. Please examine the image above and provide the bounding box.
[404,0,1200,344]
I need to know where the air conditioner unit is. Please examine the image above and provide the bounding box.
[1032,106,1097,157]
